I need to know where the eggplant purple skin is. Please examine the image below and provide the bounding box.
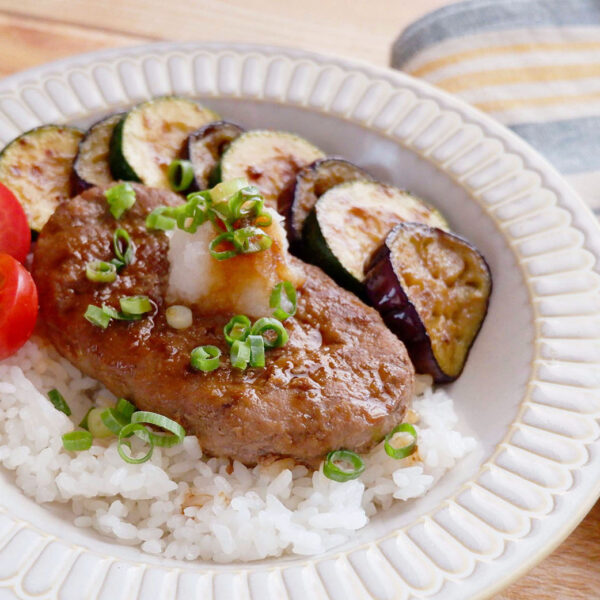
[70,163,91,196]
[184,120,244,190]
[364,229,492,384]
[279,156,373,248]
[70,113,124,197]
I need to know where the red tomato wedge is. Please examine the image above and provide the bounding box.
[0,182,30,263]
[0,253,38,360]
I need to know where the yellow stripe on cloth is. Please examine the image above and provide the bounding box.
[437,63,600,93]
[409,41,600,78]
[474,90,600,113]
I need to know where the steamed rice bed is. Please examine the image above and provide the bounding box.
[0,337,476,562]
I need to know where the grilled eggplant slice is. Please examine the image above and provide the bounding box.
[71,113,122,195]
[219,130,324,208]
[302,180,449,293]
[185,120,244,190]
[0,125,83,231]
[280,157,373,245]
[109,97,219,188]
[365,222,491,383]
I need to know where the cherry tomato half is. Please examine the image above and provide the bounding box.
[0,182,30,263]
[0,253,38,360]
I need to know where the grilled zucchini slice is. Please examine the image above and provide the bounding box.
[185,120,244,190]
[365,222,491,382]
[302,180,449,293]
[71,113,122,195]
[109,97,219,188]
[0,125,83,231]
[219,130,324,208]
[279,157,373,245]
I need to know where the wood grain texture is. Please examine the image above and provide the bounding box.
[0,2,597,598]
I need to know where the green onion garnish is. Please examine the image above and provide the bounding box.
[232,226,272,254]
[100,407,129,435]
[100,303,141,322]
[130,411,185,448]
[86,260,117,283]
[146,207,176,231]
[223,314,251,346]
[383,423,418,460]
[62,430,93,452]
[323,450,366,482]
[113,228,135,268]
[119,295,153,316]
[166,305,193,330]
[84,304,111,329]
[85,407,114,438]
[115,398,136,421]
[248,334,265,368]
[146,179,274,260]
[190,345,221,372]
[176,191,210,232]
[79,407,92,430]
[117,422,154,464]
[227,185,264,221]
[105,182,136,219]
[209,231,238,260]
[270,281,297,321]
[250,317,289,349]
[48,389,71,416]
[168,159,195,192]
[230,339,251,369]
[209,177,248,204]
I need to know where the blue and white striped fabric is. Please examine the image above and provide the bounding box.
[392,0,600,215]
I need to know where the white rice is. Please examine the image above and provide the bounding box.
[0,338,477,562]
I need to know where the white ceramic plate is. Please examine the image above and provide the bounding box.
[0,43,599,600]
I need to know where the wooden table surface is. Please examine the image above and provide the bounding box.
[0,1,597,597]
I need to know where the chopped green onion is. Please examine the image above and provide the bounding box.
[167,159,195,192]
[86,260,117,283]
[190,345,221,372]
[230,339,251,369]
[86,407,114,438]
[100,407,129,435]
[100,304,141,322]
[48,388,71,416]
[115,398,136,421]
[178,192,211,232]
[130,411,185,448]
[166,305,193,330]
[209,231,238,260]
[113,228,135,268]
[62,430,93,452]
[223,314,251,346]
[270,281,297,321]
[227,186,264,221]
[146,207,176,231]
[119,295,153,316]
[248,334,265,368]
[323,450,365,482]
[105,182,136,219]
[250,317,289,349]
[232,226,272,254]
[118,423,154,464]
[110,258,125,270]
[254,208,272,228]
[384,423,418,460]
[79,407,92,430]
[209,177,248,204]
[84,304,111,329]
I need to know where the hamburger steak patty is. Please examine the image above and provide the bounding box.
[32,184,415,466]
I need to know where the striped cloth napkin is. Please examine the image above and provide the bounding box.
[391,0,600,216]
